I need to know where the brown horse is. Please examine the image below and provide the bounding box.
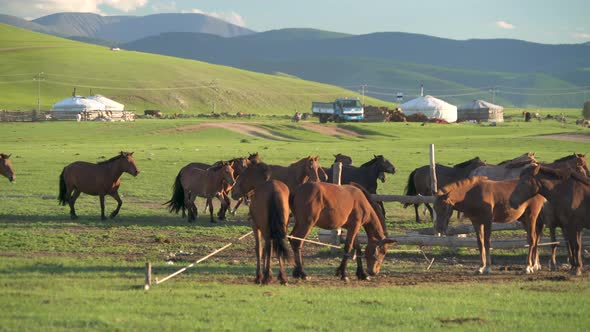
[248,152,262,164]
[166,161,235,223]
[537,154,590,271]
[510,165,590,275]
[470,152,537,180]
[58,152,140,220]
[231,163,291,285]
[404,157,486,222]
[0,153,15,182]
[290,182,395,281]
[434,176,545,274]
[267,156,323,192]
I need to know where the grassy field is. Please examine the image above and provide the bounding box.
[1,115,589,331]
[0,24,389,114]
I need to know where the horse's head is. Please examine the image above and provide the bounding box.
[365,237,396,276]
[333,153,353,166]
[231,163,270,200]
[120,151,140,177]
[509,165,542,209]
[433,190,455,236]
[248,152,261,165]
[219,161,236,187]
[0,153,15,182]
[304,156,321,182]
[575,153,590,177]
[231,157,250,177]
[374,155,396,182]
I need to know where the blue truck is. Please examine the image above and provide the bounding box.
[311,98,364,123]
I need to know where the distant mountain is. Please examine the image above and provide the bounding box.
[123,30,590,107]
[0,12,254,42]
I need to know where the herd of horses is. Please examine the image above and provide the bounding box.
[1,148,589,284]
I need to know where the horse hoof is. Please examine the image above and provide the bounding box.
[341,276,350,283]
[70,215,78,220]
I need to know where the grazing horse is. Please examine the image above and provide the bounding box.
[231,163,291,285]
[434,176,545,274]
[290,182,395,281]
[404,157,486,222]
[58,152,140,220]
[166,162,235,223]
[267,156,323,192]
[510,165,590,275]
[537,154,590,271]
[0,153,15,182]
[470,152,537,180]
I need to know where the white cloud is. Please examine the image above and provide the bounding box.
[189,8,246,27]
[573,32,590,39]
[495,20,515,30]
[0,0,147,18]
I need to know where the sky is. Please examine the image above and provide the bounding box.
[1,0,589,44]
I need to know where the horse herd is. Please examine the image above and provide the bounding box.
[1,149,589,284]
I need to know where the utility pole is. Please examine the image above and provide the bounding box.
[490,86,497,104]
[360,84,367,105]
[210,80,219,113]
[33,72,45,113]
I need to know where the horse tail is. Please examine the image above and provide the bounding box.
[268,189,291,261]
[58,169,68,206]
[165,171,185,214]
[403,169,418,208]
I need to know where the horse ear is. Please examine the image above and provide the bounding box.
[6,154,10,159]
[129,152,134,156]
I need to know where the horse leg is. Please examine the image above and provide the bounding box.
[565,226,581,275]
[289,225,313,280]
[414,203,421,222]
[425,203,434,221]
[108,191,123,219]
[230,197,243,215]
[336,225,360,282]
[550,226,558,272]
[473,222,486,274]
[68,189,81,220]
[99,194,106,220]
[262,239,273,285]
[354,238,369,280]
[253,228,263,284]
[482,222,492,274]
[277,240,288,285]
[187,192,198,222]
[574,229,583,276]
[217,193,230,221]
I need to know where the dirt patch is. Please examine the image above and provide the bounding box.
[158,123,291,140]
[304,123,360,137]
[439,317,487,325]
[537,133,590,143]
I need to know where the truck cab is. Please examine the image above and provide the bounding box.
[311,98,364,123]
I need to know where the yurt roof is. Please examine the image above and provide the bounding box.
[399,95,457,122]
[87,94,124,111]
[52,96,106,111]
[458,99,503,111]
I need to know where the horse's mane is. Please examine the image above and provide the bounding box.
[0,153,9,159]
[360,155,384,168]
[349,182,386,233]
[453,157,482,169]
[97,153,127,165]
[498,152,536,167]
[438,176,488,195]
[290,156,314,167]
[552,154,578,163]
[535,165,590,186]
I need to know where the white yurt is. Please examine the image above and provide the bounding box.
[399,95,457,123]
[457,99,504,123]
[51,96,106,120]
[87,94,124,112]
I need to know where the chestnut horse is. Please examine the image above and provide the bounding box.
[166,161,235,223]
[290,182,395,281]
[404,157,486,222]
[0,153,15,182]
[231,163,290,285]
[58,152,140,220]
[267,156,324,192]
[537,153,590,271]
[510,165,590,275]
[434,176,545,274]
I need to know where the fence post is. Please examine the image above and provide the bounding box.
[429,144,438,224]
[330,162,343,254]
[144,261,152,290]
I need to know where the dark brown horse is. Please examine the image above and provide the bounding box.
[537,154,590,271]
[0,153,15,182]
[469,152,537,180]
[248,152,262,164]
[290,182,395,281]
[404,157,486,222]
[434,176,545,274]
[58,152,140,220]
[334,153,353,166]
[510,165,590,275]
[268,156,323,192]
[231,163,291,285]
[166,161,235,223]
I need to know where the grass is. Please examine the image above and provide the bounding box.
[0,24,390,114]
[0,114,589,330]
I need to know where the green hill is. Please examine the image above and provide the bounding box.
[0,24,389,114]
